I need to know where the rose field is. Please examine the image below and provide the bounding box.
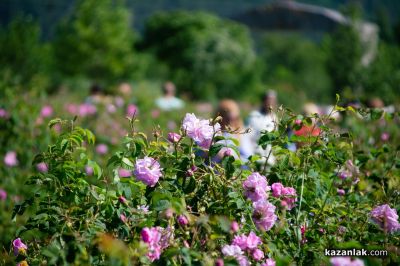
[1,0,400,265]
[0,89,399,265]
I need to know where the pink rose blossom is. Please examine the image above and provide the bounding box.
[4,151,18,167]
[40,105,53,118]
[120,214,127,223]
[261,258,276,266]
[215,258,224,266]
[66,103,78,115]
[338,171,351,180]
[95,144,108,155]
[330,257,364,266]
[232,231,261,250]
[85,166,94,176]
[36,162,48,173]
[79,103,97,117]
[134,157,162,187]
[0,108,10,119]
[271,183,284,197]
[252,200,277,231]
[281,187,297,210]
[337,189,345,196]
[370,204,400,233]
[380,132,389,142]
[106,104,117,113]
[13,238,27,256]
[183,240,190,248]
[118,196,127,204]
[126,104,138,117]
[295,119,302,125]
[115,97,124,107]
[251,248,264,261]
[236,255,250,266]
[151,109,160,118]
[118,168,132,178]
[221,244,243,257]
[182,113,221,149]
[141,227,171,262]
[243,172,270,202]
[0,188,7,201]
[177,215,189,226]
[141,227,162,261]
[168,132,182,143]
[230,221,239,232]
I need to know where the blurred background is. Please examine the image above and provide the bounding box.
[0,0,399,108]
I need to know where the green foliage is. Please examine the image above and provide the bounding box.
[53,0,137,84]
[3,101,399,265]
[0,16,52,88]
[141,10,259,100]
[361,43,400,103]
[259,34,332,105]
[325,24,362,97]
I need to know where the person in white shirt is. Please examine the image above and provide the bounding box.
[246,90,278,166]
[155,81,185,111]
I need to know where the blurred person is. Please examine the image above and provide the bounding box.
[155,81,185,111]
[215,99,252,160]
[86,83,107,104]
[367,97,384,109]
[118,82,132,98]
[246,90,278,165]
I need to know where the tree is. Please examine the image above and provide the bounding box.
[0,16,51,85]
[53,0,136,84]
[141,11,258,100]
[325,24,362,97]
[362,43,400,104]
[260,34,332,104]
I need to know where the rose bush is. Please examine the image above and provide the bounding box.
[1,94,400,265]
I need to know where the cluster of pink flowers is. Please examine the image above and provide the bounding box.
[4,151,18,167]
[221,231,275,265]
[13,238,27,256]
[66,103,97,117]
[330,257,364,266]
[141,226,172,261]
[243,172,270,202]
[182,113,220,149]
[134,157,162,187]
[271,183,297,210]
[370,204,400,233]
[241,173,277,231]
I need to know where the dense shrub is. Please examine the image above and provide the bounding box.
[3,98,399,265]
[141,11,259,100]
[0,16,52,89]
[53,0,138,85]
[259,34,332,105]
